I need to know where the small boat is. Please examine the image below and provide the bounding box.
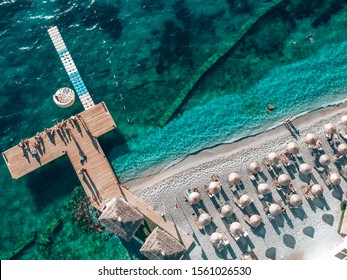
[53,87,75,108]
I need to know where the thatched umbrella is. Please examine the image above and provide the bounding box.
[268,152,280,165]
[311,184,323,197]
[341,115,347,126]
[278,174,291,186]
[329,173,341,186]
[324,123,337,135]
[257,183,271,195]
[249,215,262,228]
[305,133,318,145]
[198,213,212,227]
[228,172,241,185]
[188,192,201,205]
[140,227,186,260]
[299,163,312,175]
[220,204,234,218]
[338,143,347,155]
[319,154,331,166]
[210,232,222,245]
[248,161,261,174]
[287,142,300,154]
[269,204,282,217]
[239,194,252,208]
[98,198,144,241]
[209,181,221,195]
[229,222,243,235]
[289,194,302,207]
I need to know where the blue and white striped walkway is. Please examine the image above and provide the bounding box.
[47,26,95,110]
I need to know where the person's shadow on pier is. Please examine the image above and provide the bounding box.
[82,171,100,203]
[79,116,100,152]
[21,148,31,163]
[57,130,67,145]
[75,121,83,137]
[47,132,56,146]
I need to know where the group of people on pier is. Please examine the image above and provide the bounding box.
[17,115,81,158]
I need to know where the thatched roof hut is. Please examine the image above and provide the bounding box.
[140,227,186,260]
[98,197,144,241]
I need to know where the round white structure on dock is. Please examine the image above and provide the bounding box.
[53,87,75,108]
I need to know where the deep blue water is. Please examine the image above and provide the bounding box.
[1,0,347,259]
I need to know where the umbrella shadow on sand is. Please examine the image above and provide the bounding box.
[322,213,334,226]
[265,247,277,260]
[283,234,296,249]
[303,226,315,238]
[289,207,307,220]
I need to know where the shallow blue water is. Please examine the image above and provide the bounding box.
[1,0,347,259]
[112,39,347,181]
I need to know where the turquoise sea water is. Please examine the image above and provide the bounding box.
[1,0,347,259]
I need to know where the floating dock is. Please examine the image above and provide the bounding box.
[48,26,95,110]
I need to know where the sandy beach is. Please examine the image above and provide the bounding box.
[125,103,347,260]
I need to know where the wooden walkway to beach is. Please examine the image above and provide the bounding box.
[2,102,193,250]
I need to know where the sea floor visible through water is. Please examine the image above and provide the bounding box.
[1,0,347,259]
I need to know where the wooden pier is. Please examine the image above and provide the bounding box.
[2,102,193,251]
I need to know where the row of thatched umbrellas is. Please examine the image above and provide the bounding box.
[187,115,347,250]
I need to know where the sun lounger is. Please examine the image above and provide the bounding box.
[339,129,347,140]
[324,178,332,187]
[204,185,214,197]
[221,235,230,245]
[276,200,287,213]
[284,193,291,206]
[184,188,193,199]
[248,173,256,182]
[334,134,341,145]
[263,158,273,171]
[211,174,219,182]
[263,206,274,220]
[279,153,294,167]
[273,180,282,191]
[243,215,250,222]
[325,133,333,140]
[314,166,325,173]
[289,183,297,194]
[231,233,240,241]
[302,185,313,200]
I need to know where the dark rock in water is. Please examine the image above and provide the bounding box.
[173,0,192,29]
[311,1,344,28]
[46,218,62,234]
[1,232,36,260]
[94,64,110,78]
[83,2,123,39]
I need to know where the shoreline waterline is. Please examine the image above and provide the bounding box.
[124,99,347,193]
